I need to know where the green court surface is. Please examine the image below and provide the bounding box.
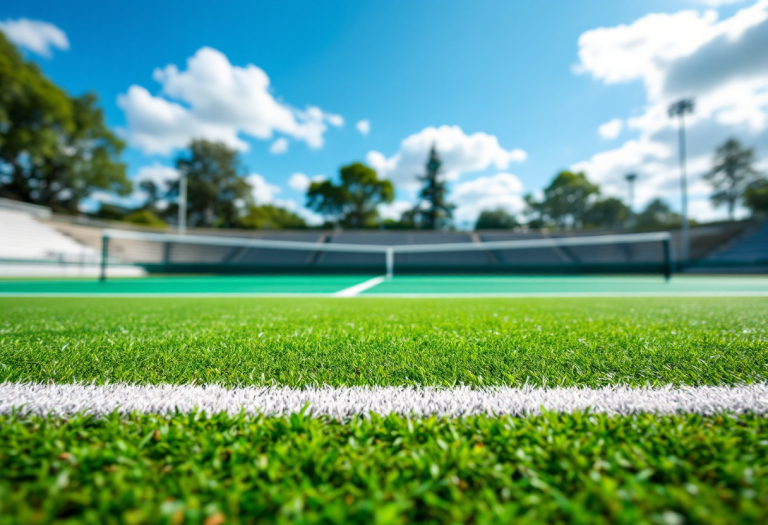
[362,275,768,296]
[1,274,768,296]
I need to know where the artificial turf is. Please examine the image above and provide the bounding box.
[1,296,767,388]
[1,411,767,525]
[2,296,768,524]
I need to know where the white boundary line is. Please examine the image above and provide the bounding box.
[2,383,767,418]
[334,276,387,297]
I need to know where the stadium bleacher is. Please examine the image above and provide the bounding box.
[0,200,143,277]
[2,197,765,275]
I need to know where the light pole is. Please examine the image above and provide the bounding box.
[178,166,187,235]
[668,98,694,262]
[625,173,637,230]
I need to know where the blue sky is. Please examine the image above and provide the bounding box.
[3,0,767,227]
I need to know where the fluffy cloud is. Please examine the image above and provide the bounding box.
[0,18,68,57]
[269,138,289,154]
[356,119,371,136]
[451,173,526,226]
[572,0,768,220]
[287,173,325,192]
[118,47,343,155]
[366,125,527,191]
[133,163,179,190]
[377,201,413,221]
[246,174,283,205]
[598,118,623,139]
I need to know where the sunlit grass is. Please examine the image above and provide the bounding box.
[1,297,767,387]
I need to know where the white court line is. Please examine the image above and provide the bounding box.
[334,275,387,297]
[2,382,767,418]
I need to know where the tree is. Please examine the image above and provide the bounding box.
[475,208,519,230]
[744,178,768,215]
[0,33,130,212]
[636,198,682,229]
[306,162,393,228]
[170,140,253,228]
[704,138,760,220]
[239,205,307,229]
[582,198,630,230]
[525,171,599,229]
[415,145,454,229]
[124,209,167,228]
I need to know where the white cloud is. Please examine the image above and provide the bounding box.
[377,201,413,221]
[598,118,623,139]
[451,173,526,226]
[287,173,325,192]
[118,47,343,156]
[366,125,527,191]
[356,119,371,136]
[0,18,68,57]
[246,174,282,205]
[133,163,179,190]
[269,138,289,154]
[572,0,768,219]
[288,173,310,192]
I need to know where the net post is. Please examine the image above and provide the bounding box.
[100,232,109,282]
[385,247,394,280]
[662,238,672,281]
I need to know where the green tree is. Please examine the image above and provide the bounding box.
[744,178,768,215]
[475,208,519,230]
[583,198,630,230]
[525,171,599,229]
[0,33,129,212]
[171,140,253,228]
[124,209,167,228]
[704,138,761,220]
[415,145,454,229]
[239,204,307,229]
[636,198,682,229]
[306,162,393,228]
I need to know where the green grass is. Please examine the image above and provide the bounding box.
[2,296,768,524]
[2,411,767,525]
[1,297,767,387]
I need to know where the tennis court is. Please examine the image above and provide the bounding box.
[2,274,768,296]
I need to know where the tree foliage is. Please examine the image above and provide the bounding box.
[240,205,307,229]
[525,171,600,229]
[636,199,682,229]
[582,198,630,230]
[306,162,393,228]
[415,145,454,229]
[171,140,253,228]
[704,138,761,220]
[475,208,519,230]
[744,179,768,215]
[0,33,129,212]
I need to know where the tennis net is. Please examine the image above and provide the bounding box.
[99,229,673,280]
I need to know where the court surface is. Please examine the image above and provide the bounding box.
[1,274,768,297]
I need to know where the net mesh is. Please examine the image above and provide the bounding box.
[101,229,672,278]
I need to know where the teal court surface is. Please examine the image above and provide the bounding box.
[1,274,768,297]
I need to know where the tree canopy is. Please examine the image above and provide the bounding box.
[582,198,630,230]
[415,145,454,229]
[475,208,519,229]
[744,179,768,215]
[171,139,253,228]
[0,33,129,212]
[704,138,761,220]
[306,162,393,228]
[524,171,600,229]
